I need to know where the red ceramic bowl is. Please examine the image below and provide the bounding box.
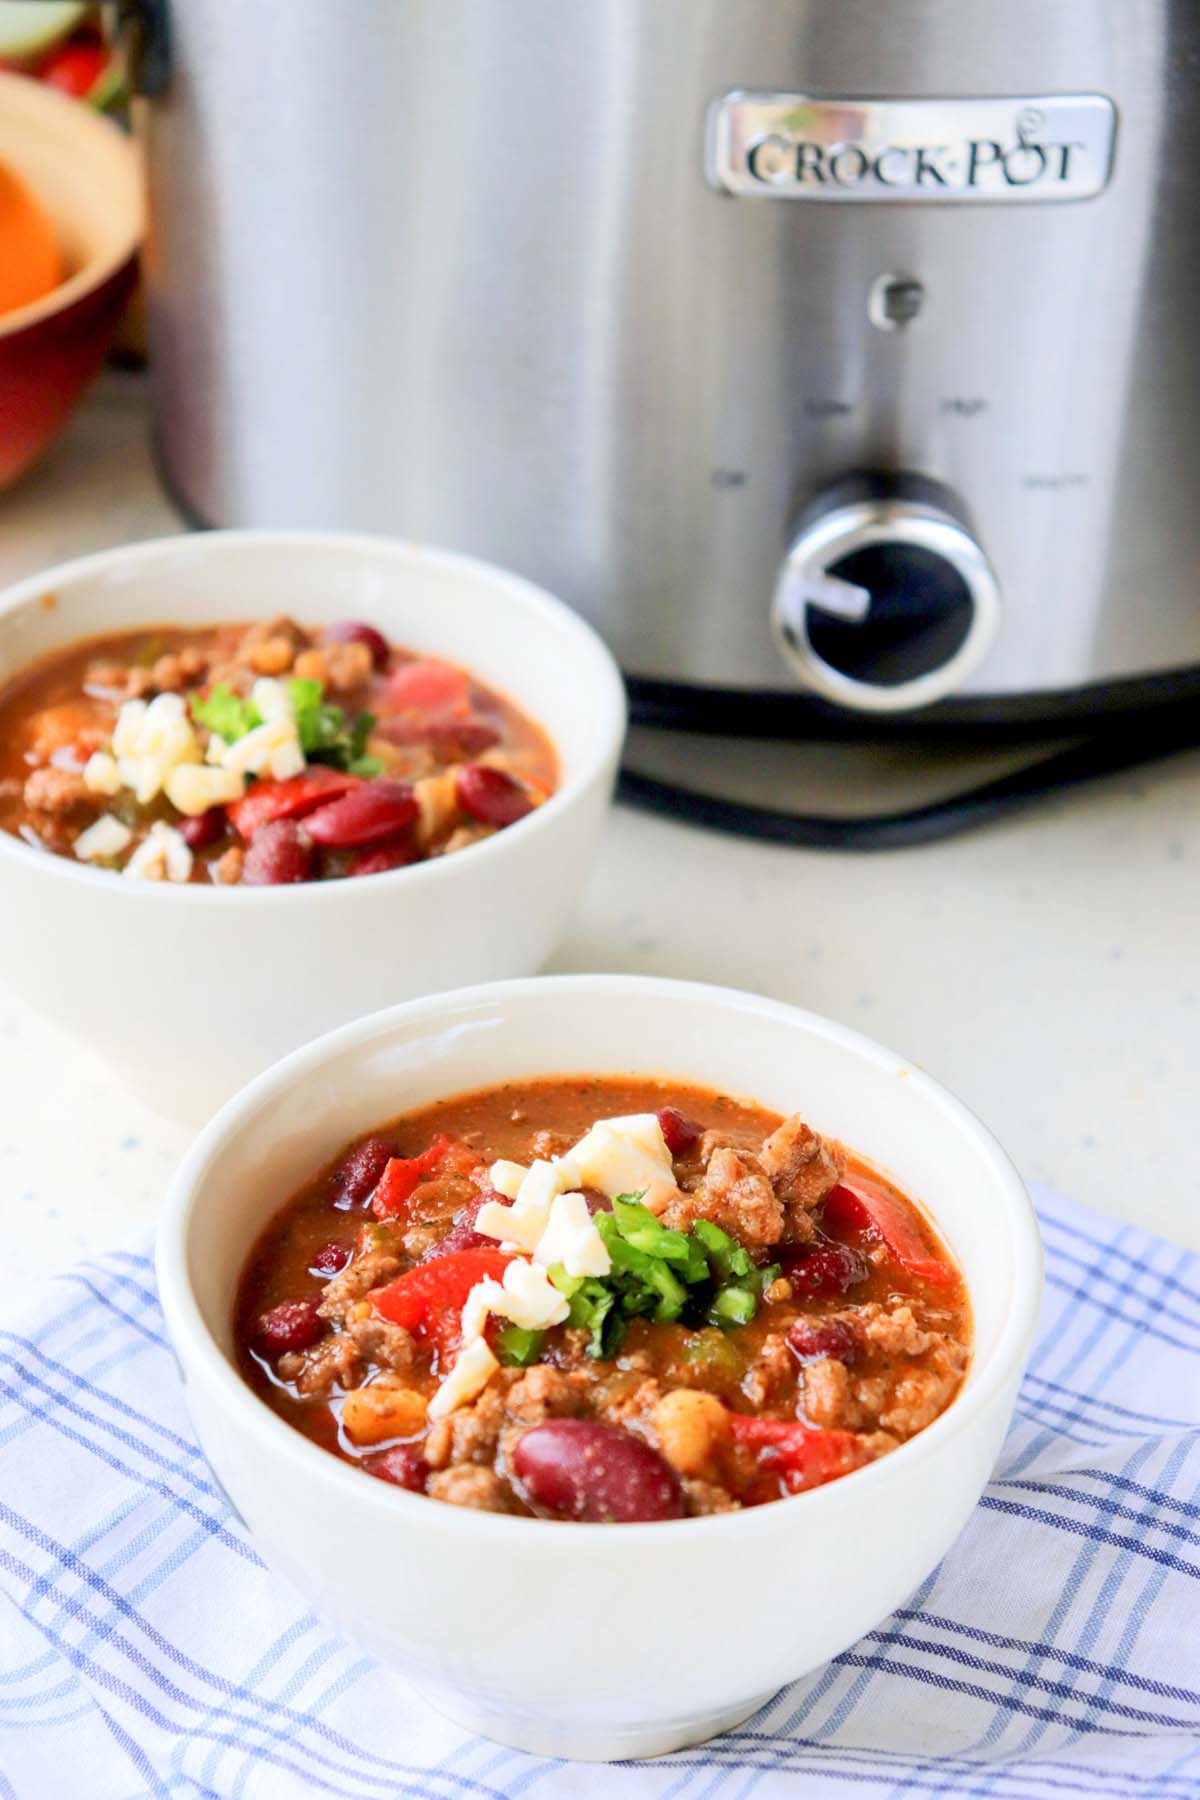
[0,71,142,490]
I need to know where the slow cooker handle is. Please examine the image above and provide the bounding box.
[116,0,171,97]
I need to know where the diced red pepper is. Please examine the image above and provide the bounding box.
[822,1180,960,1289]
[228,767,362,840]
[369,1134,486,1221]
[370,1246,516,1367]
[378,659,473,717]
[728,1415,871,1498]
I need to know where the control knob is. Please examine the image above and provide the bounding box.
[771,476,1001,713]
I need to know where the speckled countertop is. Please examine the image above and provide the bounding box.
[2,374,1198,1287]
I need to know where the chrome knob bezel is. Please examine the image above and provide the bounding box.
[771,495,1002,715]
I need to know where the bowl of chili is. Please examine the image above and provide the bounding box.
[0,532,625,1116]
[157,974,1043,1761]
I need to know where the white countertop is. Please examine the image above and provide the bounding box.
[3,373,1198,1286]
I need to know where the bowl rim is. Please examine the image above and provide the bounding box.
[0,528,628,901]
[156,973,1044,1545]
[0,69,143,341]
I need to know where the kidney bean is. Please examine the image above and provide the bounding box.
[348,838,420,878]
[303,780,418,848]
[376,715,500,757]
[322,620,390,670]
[178,807,226,850]
[241,818,313,885]
[656,1106,702,1159]
[787,1317,861,1365]
[310,1241,352,1279]
[779,1240,870,1298]
[578,1187,612,1217]
[255,1297,324,1358]
[361,1445,426,1491]
[512,1419,684,1522]
[456,764,533,828]
[422,1190,509,1259]
[331,1135,398,1210]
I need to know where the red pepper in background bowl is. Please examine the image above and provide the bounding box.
[227,766,362,840]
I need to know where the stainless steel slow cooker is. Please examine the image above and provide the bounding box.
[135,0,1200,730]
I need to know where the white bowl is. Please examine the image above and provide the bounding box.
[156,974,1043,1763]
[0,532,625,1118]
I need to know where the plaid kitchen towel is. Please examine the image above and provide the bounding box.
[0,1186,1197,1800]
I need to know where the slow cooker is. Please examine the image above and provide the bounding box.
[126,0,1200,833]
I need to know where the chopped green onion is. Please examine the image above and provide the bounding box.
[190,684,261,743]
[548,1190,777,1361]
[708,1285,758,1328]
[349,709,376,760]
[690,1218,754,1282]
[286,679,376,771]
[495,1325,545,1367]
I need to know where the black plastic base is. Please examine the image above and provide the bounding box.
[627,668,1200,744]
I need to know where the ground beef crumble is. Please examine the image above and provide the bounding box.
[664,1146,783,1246]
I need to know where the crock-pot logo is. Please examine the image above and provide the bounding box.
[710,94,1116,204]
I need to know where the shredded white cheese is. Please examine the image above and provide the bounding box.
[427,1336,499,1420]
[487,1159,528,1200]
[73,814,132,862]
[567,1113,674,1200]
[112,692,203,805]
[218,715,303,779]
[82,751,121,797]
[123,821,194,883]
[533,1191,612,1278]
[460,1260,570,1347]
[164,763,246,816]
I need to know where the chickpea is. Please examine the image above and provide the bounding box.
[292,647,330,685]
[651,1389,730,1480]
[151,652,188,692]
[413,769,460,846]
[323,639,373,692]
[341,1381,428,1447]
[212,846,245,886]
[245,635,295,676]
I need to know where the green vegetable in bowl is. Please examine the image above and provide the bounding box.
[548,1195,779,1359]
[496,1324,545,1367]
[190,683,261,743]
[190,678,376,775]
[286,678,375,772]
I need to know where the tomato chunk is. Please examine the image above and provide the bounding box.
[378,659,472,717]
[370,1134,486,1221]
[370,1247,516,1367]
[228,767,362,839]
[822,1180,959,1288]
[729,1415,871,1497]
